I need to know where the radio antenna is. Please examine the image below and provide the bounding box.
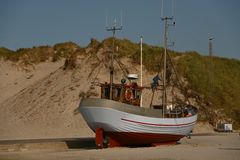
[161,0,164,17]
[120,10,123,27]
[172,0,175,17]
[161,0,175,18]
[105,10,109,28]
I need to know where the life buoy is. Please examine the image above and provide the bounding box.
[125,88,133,101]
[186,112,192,117]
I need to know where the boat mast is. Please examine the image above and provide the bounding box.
[161,0,175,116]
[161,16,175,115]
[106,18,122,100]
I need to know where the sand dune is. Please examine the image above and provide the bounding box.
[0,49,156,140]
[0,60,64,103]
[0,48,214,141]
[0,56,95,139]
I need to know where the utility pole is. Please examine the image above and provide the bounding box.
[208,36,214,100]
[140,36,143,107]
[106,19,122,100]
[209,36,214,57]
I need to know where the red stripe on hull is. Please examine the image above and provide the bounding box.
[104,132,184,147]
[121,118,196,127]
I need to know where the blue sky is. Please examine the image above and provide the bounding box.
[0,0,239,59]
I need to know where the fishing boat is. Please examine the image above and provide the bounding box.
[79,16,198,148]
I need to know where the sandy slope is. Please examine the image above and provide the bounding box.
[0,49,158,140]
[0,56,95,139]
[0,60,64,103]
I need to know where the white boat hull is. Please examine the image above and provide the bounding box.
[79,98,198,146]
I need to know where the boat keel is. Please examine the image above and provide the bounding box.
[95,128,104,149]
[95,129,183,148]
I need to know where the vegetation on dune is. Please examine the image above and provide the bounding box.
[176,52,240,128]
[0,47,18,61]
[102,38,139,57]
[53,41,81,61]
[0,42,82,64]
[102,37,181,71]
[0,38,240,128]
[0,47,14,55]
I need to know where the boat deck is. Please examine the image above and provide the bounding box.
[80,98,163,118]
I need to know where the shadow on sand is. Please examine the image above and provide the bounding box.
[65,137,97,149]
[0,137,183,150]
[65,138,183,149]
[0,137,97,150]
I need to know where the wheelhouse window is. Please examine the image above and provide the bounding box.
[101,86,110,99]
[115,88,121,98]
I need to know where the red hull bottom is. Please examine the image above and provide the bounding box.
[95,128,184,148]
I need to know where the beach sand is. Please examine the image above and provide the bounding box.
[0,133,239,160]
